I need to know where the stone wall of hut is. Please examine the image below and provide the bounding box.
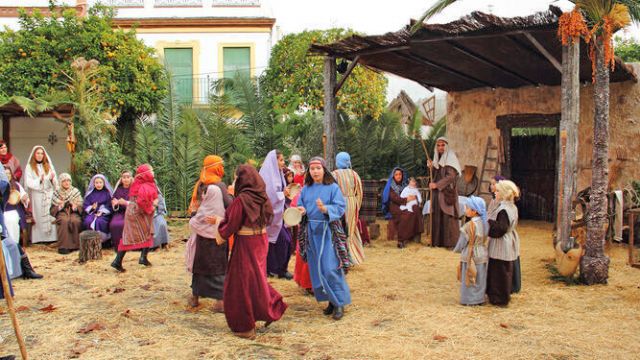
[446,63,640,192]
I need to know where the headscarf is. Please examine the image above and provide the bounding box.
[433,137,461,175]
[189,155,225,213]
[52,173,83,208]
[259,150,286,243]
[464,195,488,236]
[381,167,407,219]
[85,174,114,197]
[130,164,159,215]
[235,164,274,228]
[288,154,305,175]
[83,174,114,213]
[24,145,56,179]
[336,152,351,169]
[309,156,326,167]
[113,170,132,192]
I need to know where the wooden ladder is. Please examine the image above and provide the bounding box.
[476,136,501,198]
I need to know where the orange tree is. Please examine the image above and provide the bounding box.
[0,3,167,154]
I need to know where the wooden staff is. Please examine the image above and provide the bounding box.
[418,137,434,246]
[0,240,28,359]
[322,134,327,160]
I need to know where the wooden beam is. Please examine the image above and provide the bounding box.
[395,52,495,88]
[445,40,539,86]
[558,40,580,249]
[410,28,556,44]
[523,32,562,73]
[323,56,338,170]
[334,56,360,95]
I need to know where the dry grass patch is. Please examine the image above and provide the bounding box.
[0,220,639,359]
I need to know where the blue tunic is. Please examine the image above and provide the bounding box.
[299,182,351,306]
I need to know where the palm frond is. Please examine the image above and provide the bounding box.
[616,0,640,23]
[411,0,459,33]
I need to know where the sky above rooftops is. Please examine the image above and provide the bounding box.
[269,0,640,102]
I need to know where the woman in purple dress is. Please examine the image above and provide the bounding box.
[83,174,113,243]
[109,170,132,250]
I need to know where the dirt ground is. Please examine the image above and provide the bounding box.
[1,220,639,359]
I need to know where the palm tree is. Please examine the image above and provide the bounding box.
[415,0,639,284]
[562,0,639,284]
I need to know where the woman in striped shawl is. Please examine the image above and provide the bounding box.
[331,152,364,265]
[50,173,83,254]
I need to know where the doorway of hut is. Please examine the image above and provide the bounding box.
[497,114,559,222]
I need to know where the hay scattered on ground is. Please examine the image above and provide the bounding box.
[1,220,639,359]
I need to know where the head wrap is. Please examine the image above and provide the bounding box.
[113,170,133,192]
[236,164,274,227]
[464,195,488,236]
[433,137,461,175]
[289,154,306,175]
[381,167,407,219]
[53,173,83,208]
[130,164,159,215]
[336,152,351,169]
[85,174,114,197]
[25,145,56,178]
[189,155,225,213]
[493,175,507,182]
[308,156,326,167]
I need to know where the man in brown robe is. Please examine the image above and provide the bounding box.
[428,137,461,248]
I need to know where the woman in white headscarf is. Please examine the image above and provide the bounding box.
[288,154,305,186]
[428,137,461,248]
[24,145,58,243]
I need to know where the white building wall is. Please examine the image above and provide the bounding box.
[10,117,72,176]
[138,31,272,78]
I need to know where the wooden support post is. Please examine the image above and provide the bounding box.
[323,56,338,170]
[0,240,29,359]
[558,40,580,248]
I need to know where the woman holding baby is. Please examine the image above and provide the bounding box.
[381,167,424,248]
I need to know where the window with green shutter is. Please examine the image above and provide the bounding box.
[223,47,251,80]
[164,48,193,104]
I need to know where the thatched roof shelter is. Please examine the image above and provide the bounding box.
[311,6,636,92]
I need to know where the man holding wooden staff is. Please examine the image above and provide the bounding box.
[428,137,461,248]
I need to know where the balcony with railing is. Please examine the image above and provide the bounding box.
[170,74,218,105]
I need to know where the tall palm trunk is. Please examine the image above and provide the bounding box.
[580,37,610,284]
